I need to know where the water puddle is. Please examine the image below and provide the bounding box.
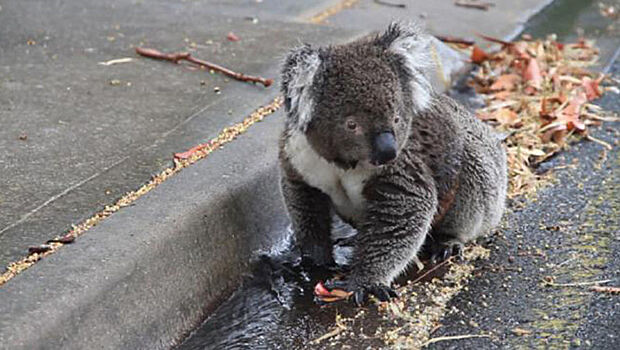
[177,219,456,350]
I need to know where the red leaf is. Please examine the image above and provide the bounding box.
[490,74,520,91]
[523,58,543,90]
[553,92,587,132]
[570,38,589,49]
[581,76,603,101]
[510,42,530,58]
[174,143,208,159]
[226,32,240,42]
[471,45,489,64]
[47,233,76,244]
[314,281,333,297]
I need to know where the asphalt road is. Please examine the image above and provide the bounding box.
[430,60,620,350]
[178,1,620,349]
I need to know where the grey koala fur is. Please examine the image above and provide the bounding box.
[278,22,507,303]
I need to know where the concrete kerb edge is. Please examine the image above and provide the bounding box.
[0,108,289,350]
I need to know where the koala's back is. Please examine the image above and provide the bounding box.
[412,94,507,242]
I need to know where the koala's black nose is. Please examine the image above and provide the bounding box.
[373,132,397,165]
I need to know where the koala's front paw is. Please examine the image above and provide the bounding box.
[323,279,398,306]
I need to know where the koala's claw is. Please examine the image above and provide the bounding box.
[323,279,398,306]
[430,241,464,264]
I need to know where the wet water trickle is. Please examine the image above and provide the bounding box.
[176,220,358,350]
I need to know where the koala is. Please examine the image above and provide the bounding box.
[278,22,507,304]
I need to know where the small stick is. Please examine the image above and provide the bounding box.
[590,285,620,294]
[373,0,406,8]
[586,134,613,150]
[435,35,475,46]
[476,33,513,47]
[405,256,453,288]
[422,334,491,347]
[455,0,494,11]
[544,279,613,287]
[309,324,346,344]
[135,47,273,87]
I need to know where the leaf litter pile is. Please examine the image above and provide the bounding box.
[470,34,619,197]
[311,35,618,348]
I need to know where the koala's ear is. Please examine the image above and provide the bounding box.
[281,45,321,131]
[375,22,434,111]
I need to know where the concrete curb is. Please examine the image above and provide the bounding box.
[0,109,288,350]
[0,3,558,348]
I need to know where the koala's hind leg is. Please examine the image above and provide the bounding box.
[427,141,507,263]
[281,176,335,268]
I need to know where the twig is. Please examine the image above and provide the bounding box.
[590,285,620,294]
[309,324,346,344]
[135,47,273,87]
[422,334,491,347]
[435,35,475,46]
[98,57,134,66]
[476,33,512,46]
[373,0,406,8]
[586,134,613,150]
[554,257,575,268]
[455,0,495,11]
[405,256,454,287]
[544,279,613,287]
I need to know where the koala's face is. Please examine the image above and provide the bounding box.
[306,46,412,169]
[282,22,433,170]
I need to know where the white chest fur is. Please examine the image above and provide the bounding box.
[285,131,376,222]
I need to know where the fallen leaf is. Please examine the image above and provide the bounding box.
[471,45,490,64]
[492,90,512,100]
[226,32,240,42]
[174,143,210,159]
[510,41,530,58]
[490,74,521,91]
[314,281,332,297]
[581,76,604,100]
[493,108,519,126]
[28,244,52,255]
[554,91,587,131]
[541,124,568,144]
[313,281,353,303]
[523,58,543,90]
[47,233,76,244]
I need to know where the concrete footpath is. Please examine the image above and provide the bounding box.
[0,0,571,349]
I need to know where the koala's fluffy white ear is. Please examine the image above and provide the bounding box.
[378,22,434,111]
[281,45,321,131]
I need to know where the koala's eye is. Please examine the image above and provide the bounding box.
[346,119,357,131]
[394,116,401,124]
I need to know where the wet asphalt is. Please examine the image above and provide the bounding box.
[178,1,619,348]
[430,65,619,350]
